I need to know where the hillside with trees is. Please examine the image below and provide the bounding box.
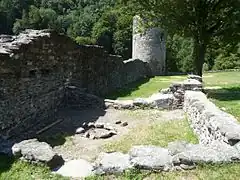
[0,0,239,74]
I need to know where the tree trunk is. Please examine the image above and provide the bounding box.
[193,38,207,76]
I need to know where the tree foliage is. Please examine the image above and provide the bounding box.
[0,0,239,72]
[123,0,240,75]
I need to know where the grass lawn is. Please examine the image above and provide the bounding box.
[1,71,240,180]
[107,71,240,100]
[104,117,198,153]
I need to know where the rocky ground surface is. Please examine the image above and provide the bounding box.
[48,108,185,162]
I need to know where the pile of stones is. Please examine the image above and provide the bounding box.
[105,74,203,110]
[75,121,128,140]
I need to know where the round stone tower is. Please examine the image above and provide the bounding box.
[132,15,166,75]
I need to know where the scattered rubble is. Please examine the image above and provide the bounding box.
[74,121,129,140]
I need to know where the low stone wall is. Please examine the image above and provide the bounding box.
[184,91,240,145]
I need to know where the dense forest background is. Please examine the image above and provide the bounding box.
[0,0,239,72]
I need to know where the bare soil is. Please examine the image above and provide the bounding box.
[40,108,185,162]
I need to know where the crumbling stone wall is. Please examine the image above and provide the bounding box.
[0,29,150,138]
[184,91,240,145]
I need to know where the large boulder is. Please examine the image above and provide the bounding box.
[56,159,94,178]
[94,152,132,174]
[129,146,173,171]
[12,139,64,169]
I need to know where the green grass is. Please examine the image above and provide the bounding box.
[0,155,68,180]
[104,118,198,153]
[87,163,240,180]
[207,86,240,121]
[107,71,240,100]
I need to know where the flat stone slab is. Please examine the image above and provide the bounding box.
[94,152,132,174]
[91,129,117,139]
[133,98,150,107]
[174,142,240,164]
[56,159,94,178]
[129,146,173,171]
[167,141,194,156]
[12,139,64,169]
[148,93,174,109]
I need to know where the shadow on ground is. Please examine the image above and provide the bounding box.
[206,86,240,101]
[37,108,107,147]
[0,154,14,174]
[105,77,150,100]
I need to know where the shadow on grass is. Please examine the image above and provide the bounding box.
[105,77,150,100]
[206,86,240,101]
[0,154,14,174]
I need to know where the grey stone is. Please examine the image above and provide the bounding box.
[167,141,193,156]
[121,122,128,127]
[133,98,149,106]
[75,127,85,134]
[12,139,64,169]
[148,93,174,109]
[184,91,240,145]
[129,146,173,170]
[183,79,202,91]
[234,142,240,152]
[88,122,95,128]
[132,15,166,75]
[115,121,122,124]
[115,100,134,109]
[94,152,132,174]
[176,142,240,164]
[95,123,104,129]
[56,159,93,178]
[92,129,116,139]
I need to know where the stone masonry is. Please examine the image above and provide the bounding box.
[0,29,150,139]
[132,15,166,76]
[184,90,240,145]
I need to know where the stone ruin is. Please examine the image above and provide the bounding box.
[7,73,240,179]
[0,29,150,140]
[1,30,240,179]
[105,74,203,110]
[132,15,166,76]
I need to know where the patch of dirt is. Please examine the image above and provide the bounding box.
[41,108,185,162]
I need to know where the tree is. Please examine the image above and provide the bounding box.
[123,0,240,76]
